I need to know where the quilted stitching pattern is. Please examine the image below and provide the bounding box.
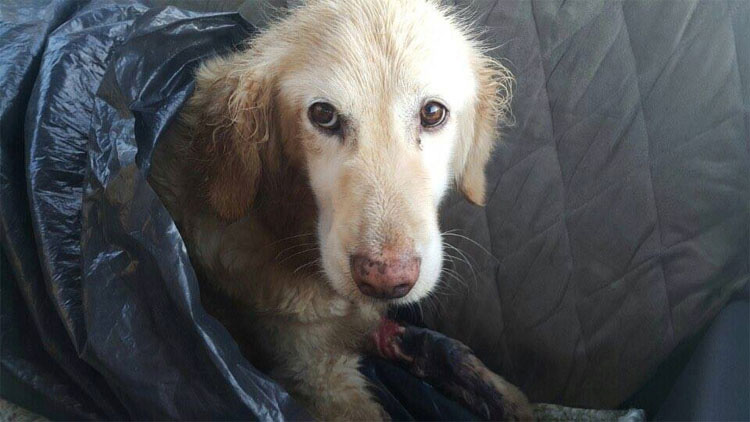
[429,0,750,407]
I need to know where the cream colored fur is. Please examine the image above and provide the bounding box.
[149,0,520,420]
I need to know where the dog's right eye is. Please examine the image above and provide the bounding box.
[309,102,341,132]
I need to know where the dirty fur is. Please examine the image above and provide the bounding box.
[149,0,524,420]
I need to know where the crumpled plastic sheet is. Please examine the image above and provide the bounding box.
[2,1,304,419]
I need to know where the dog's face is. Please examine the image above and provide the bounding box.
[193,0,511,305]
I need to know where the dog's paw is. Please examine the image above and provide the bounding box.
[370,318,412,362]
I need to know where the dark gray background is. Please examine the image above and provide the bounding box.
[427,0,749,408]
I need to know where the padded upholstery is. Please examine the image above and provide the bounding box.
[427,0,749,408]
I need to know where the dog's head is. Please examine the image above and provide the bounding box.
[191,0,511,305]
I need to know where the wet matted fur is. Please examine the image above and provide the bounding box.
[149,0,527,419]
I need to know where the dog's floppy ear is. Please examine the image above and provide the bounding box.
[454,56,512,206]
[186,55,274,221]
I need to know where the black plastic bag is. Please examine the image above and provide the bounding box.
[3,1,306,419]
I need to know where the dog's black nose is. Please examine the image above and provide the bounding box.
[350,249,420,299]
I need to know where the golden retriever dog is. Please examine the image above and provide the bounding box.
[150,0,529,419]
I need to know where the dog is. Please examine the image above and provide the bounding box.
[149,0,529,419]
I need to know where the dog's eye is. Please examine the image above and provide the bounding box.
[309,102,341,131]
[420,101,447,128]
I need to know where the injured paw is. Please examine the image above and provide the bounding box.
[374,321,535,421]
[370,318,413,362]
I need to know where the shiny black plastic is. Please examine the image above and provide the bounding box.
[2,1,308,419]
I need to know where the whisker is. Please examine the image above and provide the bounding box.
[431,284,456,300]
[274,241,319,260]
[442,249,462,266]
[441,228,461,235]
[442,247,470,269]
[420,295,437,320]
[277,248,320,265]
[441,231,497,261]
[442,242,479,284]
[439,269,468,294]
[293,259,321,274]
[441,267,467,286]
[264,232,316,248]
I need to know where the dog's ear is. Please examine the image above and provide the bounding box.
[186,55,274,221]
[454,56,512,206]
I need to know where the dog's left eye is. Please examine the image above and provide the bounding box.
[309,102,341,131]
[420,101,447,128]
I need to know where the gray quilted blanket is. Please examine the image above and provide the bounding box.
[428,0,750,408]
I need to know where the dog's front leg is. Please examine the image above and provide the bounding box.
[272,348,388,421]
